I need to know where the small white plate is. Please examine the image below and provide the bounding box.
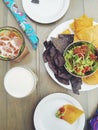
[34,93,85,130]
[22,0,70,24]
[44,19,98,91]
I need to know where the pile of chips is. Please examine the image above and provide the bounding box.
[43,34,82,94]
[64,14,98,85]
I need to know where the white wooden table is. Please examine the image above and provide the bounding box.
[0,0,98,130]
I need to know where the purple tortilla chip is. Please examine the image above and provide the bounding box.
[43,49,51,63]
[58,34,74,44]
[43,41,57,62]
[49,46,57,58]
[44,40,53,49]
[70,76,82,94]
[55,74,69,85]
[51,34,74,54]
[54,51,65,67]
[57,67,72,80]
[48,61,58,75]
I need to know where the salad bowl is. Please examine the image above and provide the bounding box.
[64,41,98,77]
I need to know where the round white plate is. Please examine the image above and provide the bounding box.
[44,19,98,91]
[34,93,85,130]
[22,0,70,24]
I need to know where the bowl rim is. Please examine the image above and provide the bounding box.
[0,26,25,61]
[63,40,98,78]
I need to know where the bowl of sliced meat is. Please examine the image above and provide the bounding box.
[0,26,25,61]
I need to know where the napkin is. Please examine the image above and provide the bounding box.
[3,0,39,50]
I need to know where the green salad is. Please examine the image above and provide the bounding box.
[64,41,98,76]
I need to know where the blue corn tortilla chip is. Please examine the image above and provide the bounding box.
[53,51,65,67]
[51,34,74,54]
[70,76,82,95]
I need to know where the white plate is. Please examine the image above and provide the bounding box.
[22,0,70,24]
[44,19,98,91]
[34,93,85,130]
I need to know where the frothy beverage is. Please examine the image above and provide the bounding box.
[0,26,25,61]
[4,67,37,98]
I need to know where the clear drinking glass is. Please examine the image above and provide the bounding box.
[4,67,38,98]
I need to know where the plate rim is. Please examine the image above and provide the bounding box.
[33,93,85,130]
[44,19,98,91]
[22,0,70,24]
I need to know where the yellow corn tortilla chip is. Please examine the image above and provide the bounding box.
[62,29,71,34]
[82,70,98,85]
[77,24,98,48]
[74,14,93,33]
[74,35,79,42]
[70,22,75,31]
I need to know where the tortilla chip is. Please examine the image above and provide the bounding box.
[82,70,98,85]
[70,22,75,31]
[62,29,71,34]
[74,14,93,33]
[70,15,94,43]
[77,25,98,48]
[51,34,74,54]
[93,25,98,47]
[77,26,93,41]
[74,35,79,42]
